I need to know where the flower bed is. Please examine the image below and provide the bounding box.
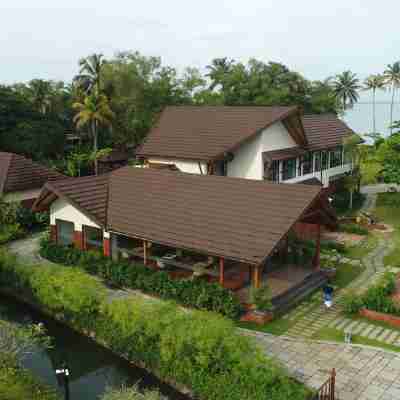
[0,249,311,400]
[39,236,242,319]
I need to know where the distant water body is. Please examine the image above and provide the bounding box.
[343,102,400,137]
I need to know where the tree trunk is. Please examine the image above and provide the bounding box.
[372,88,376,133]
[93,120,98,176]
[349,189,353,210]
[390,85,395,135]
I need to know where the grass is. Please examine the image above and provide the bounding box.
[375,193,400,267]
[331,262,364,289]
[313,327,400,353]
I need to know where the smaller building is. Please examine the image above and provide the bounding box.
[34,167,336,307]
[0,152,65,207]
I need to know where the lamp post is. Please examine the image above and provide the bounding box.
[55,362,70,400]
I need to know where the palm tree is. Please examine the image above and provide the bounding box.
[73,93,114,175]
[27,79,54,114]
[74,54,105,95]
[384,62,400,134]
[332,71,360,111]
[363,74,386,133]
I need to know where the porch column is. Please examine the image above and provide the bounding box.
[253,265,261,289]
[73,230,84,250]
[50,225,57,244]
[219,258,225,286]
[313,224,321,271]
[103,231,111,257]
[143,240,148,266]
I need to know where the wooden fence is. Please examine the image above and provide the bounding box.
[312,369,336,400]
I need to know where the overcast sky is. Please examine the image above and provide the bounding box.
[2,1,400,100]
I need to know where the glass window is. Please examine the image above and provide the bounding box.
[282,158,297,181]
[84,226,103,249]
[271,160,280,182]
[301,152,313,175]
[57,220,74,246]
[321,151,329,170]
[329,147,343,168]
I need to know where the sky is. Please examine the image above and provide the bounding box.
[1,1,400,101]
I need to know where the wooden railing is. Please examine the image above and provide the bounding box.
[312,369,336,400]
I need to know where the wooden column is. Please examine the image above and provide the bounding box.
[50,225,57,244]
[103,238,111,257]
[313,224,321,271]
[219,258,225,286]
[73,231,84,250]
[143,240,148,266]
[253,265,261,289]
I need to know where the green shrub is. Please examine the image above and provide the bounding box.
[39,238,242,318]
[101,386,165,400]
[321,240,346,254]
[339,223,369,236]
[376,192,400,208]
[332,190,366,214]
[0,357,59,400]
[342,291,363,315]
[96,298,309,400]
[0,223,26,245]
[249,285,272,311]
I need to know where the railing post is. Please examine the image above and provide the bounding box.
[330,368,336,400]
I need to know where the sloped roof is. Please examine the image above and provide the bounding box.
[34,174,109,227]
[0,152,65,196]
[34,167,335,265]
[263,147,307,162]
[302,114,355,151]
[106,168,323,265]
[137,106,300,161]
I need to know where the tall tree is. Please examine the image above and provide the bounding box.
[332,71,360,111]
[363,74,386,133]
[73,93,114,175]
[74,54,105,95]
[384,62,400,134]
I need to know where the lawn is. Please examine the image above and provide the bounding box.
[375,192,400,268]
[313,327,400,353]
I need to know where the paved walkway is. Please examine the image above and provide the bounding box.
[243,330,400,400]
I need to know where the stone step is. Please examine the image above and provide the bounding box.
[368,327,384,340]
[386,331,399,344]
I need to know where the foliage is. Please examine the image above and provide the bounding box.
[339,223,369,236]
[331,70,360,111]
[0,249,309,400]
[384,62,400,134]
[0,356,59,400]
[342,273,398,315]
[331,190,366,215]
[342,291,363,315]
[363,74,386,133]
[376,132,400,184]
[249,285,272,311]
[101,386,165,400]
[39,238,242,318]
[0,249,106,329]
[96,298,309,400]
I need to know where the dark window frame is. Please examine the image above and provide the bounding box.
[282,158,297,181]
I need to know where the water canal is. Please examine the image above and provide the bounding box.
[0,294,189,400]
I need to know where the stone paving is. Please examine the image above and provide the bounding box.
[242,330,400,400]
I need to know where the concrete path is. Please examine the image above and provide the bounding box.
[243,330,400,400]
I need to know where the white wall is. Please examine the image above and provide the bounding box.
[3,189,41,203]
[148,158,208,175]
[50,198,101,232]
[227,121,297,180]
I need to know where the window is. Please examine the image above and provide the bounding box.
[329,147,343,168]
[271,160,280,182]
[57,220,74,246]
[301,152,313,175]
[282,158,297,181]
[84,226,103,250]
[321,151,329,170]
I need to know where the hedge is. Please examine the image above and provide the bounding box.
[0,250,310,400]
[39,237,242,319]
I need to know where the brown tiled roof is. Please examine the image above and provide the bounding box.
[0,152,65,196]
[263,146,307,162]
[302,114,355,151]
[296,177,323,186]
[107,167,323,265]
[137,106,299,161]
[35,174,109,227]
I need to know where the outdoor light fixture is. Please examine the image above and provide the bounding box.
[55,363,70,400]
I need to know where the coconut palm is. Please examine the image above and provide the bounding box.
[27,79,54,114]
[332,71,360,111]
[384,62,400,134]
[74,54,105,95]
[363,74,386,133]
[73,93,114,175]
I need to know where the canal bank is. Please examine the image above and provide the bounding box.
[0,292,190,400]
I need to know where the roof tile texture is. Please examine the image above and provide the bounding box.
[137,106,298,160]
